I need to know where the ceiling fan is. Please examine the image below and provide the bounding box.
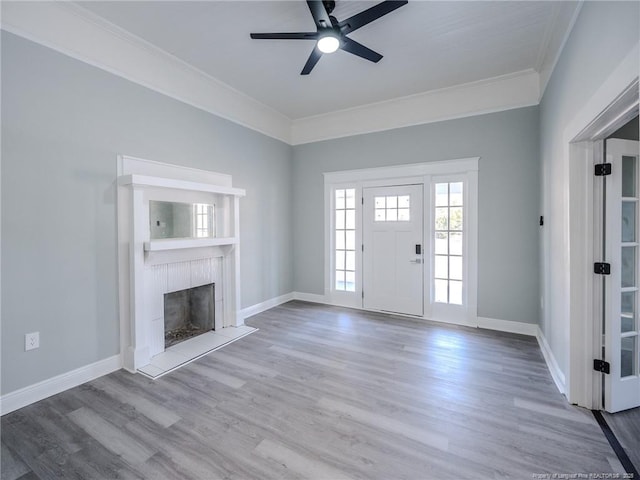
[250,0,408,75]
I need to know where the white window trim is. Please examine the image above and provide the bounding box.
[324,158,479,326]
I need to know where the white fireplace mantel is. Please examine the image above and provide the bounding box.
[116,155,245,373]
[143,236,238,252]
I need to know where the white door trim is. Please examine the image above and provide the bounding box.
[563,55,639,408]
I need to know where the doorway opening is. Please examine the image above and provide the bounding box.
[566,79,638,412]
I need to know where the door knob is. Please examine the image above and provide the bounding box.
[409,259,422,264]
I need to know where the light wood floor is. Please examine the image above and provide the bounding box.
[1,301,629,479]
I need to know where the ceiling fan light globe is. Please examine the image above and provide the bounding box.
[317,36,340,54]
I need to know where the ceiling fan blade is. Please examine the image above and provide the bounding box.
[306,0,333,30]
[340,37,383,63]
[250,32,318,40]
[301,46,323,75]
[338,1,408,35]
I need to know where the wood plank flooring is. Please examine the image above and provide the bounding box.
[1,301,629,479]
[604,407,640,472]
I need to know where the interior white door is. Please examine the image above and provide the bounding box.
[604,138,640,413]
[363,184,423,316]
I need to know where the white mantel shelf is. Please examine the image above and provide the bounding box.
[144,237,238,252]
[118,174,246,197]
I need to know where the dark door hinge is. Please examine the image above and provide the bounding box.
[595,163,612,176]
[594,262,611,275]
[361,291,364,299]
[593,359,610,374]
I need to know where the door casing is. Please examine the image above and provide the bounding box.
[564,77,639,409]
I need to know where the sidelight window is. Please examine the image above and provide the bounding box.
[434,182,464,305]
[335,188,356,292]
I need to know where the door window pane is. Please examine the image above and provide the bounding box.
[621,246,636,288]
[450,182,463,206]
[435,232,448,255]
[345,251,355,271]
[374,195,410,222]
[450,232,463,256]
[621,291,636,333]
[449,207,463,230]
[346,210,356,229]
[434,279,448,303]
[449,256,463,281]
[386,208,398,221]
[622,156,637,197]
[345,271,355,291]
[345,230,355,250]
[386,196,397,208]
[435,208,448,230]
[435,184,448,206]
[621,336,637,377]
[449,281,463,305]
[622,201,636,242]
[434,255,448,278]
[336,250,345,270]
[346,189,356,209]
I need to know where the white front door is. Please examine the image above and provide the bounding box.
[363,185,423,316]
[604,139,640,413]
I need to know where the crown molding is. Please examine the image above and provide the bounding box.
[3,1,549,147]
[291,70,540,145]
[1,1,292,144]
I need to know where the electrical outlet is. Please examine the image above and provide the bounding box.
[25,332,40,351]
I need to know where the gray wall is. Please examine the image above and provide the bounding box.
[292,106,541,325]
[539,1,639,377]
[1,32,293,394]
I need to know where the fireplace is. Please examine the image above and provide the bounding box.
[164,283,215,348]
[117,155,245,373]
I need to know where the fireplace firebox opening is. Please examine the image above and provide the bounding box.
[164,283,215,348]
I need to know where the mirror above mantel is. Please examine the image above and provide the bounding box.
[149,200,216,240]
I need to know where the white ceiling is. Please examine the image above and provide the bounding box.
[75,1,579,121]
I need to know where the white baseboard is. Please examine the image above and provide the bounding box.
[240,292,294,320]
[535,326,566,395]
[292,291,329,304]
[0,354,122,415]
[477,316,538,336]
